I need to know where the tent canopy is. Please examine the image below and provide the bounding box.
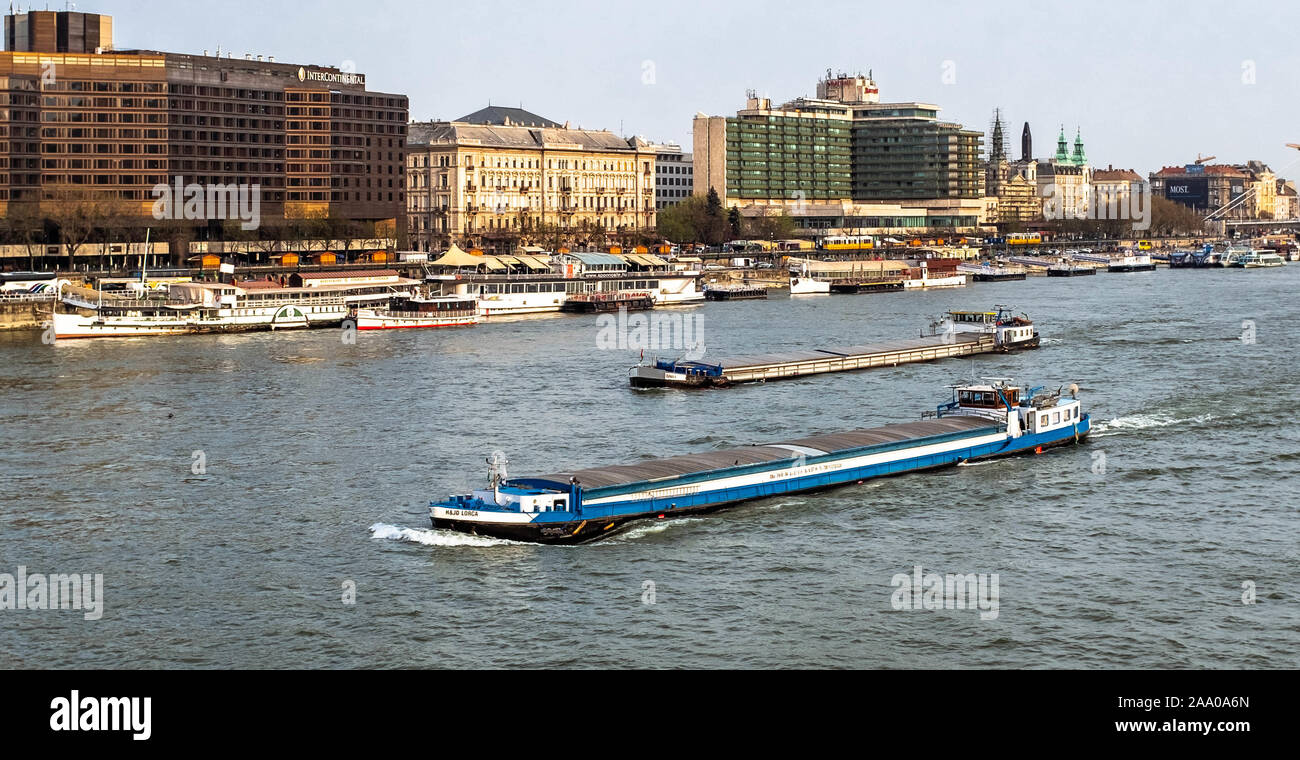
[430,244,484,268]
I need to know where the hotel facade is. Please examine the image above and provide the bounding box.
[693,73,986,236]
[0,9,408,265]
[406,108,657,253]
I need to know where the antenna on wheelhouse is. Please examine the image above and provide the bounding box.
[487,451,509,488]
[487,451,510,506]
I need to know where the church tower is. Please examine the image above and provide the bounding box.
[1071,128,1087,167]
[1054,126,1070,164]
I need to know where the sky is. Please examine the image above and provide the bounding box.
[73,0,1300,178]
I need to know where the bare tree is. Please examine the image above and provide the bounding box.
[1,201,48,271]
[45,188,121,272]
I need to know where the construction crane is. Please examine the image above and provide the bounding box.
[1195,153,1216,165]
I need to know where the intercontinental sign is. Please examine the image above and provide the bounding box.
[296,66,366,86]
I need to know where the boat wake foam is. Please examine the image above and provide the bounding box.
[368,522,521,548]
[599,517,701,543]
[1092,413,1217,437]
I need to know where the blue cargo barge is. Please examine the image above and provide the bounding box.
[430,381,1090,543]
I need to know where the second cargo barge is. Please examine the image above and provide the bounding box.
[629,307,1039,389]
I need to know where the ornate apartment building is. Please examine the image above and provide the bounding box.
[407,108,656,253]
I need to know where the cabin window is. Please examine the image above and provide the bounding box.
[1052,412,1060,424]
[1040,415,1048,427]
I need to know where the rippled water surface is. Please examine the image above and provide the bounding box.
[2,267,1297,668]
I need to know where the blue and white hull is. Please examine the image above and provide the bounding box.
[430,383,1090,544]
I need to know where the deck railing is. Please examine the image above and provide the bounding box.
[565,291,651,303]
[381,309,478,319]
[0,291,56,303]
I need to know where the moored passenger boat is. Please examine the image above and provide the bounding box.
[350,295,479,330]
[453,252,703,316]
[958,262,1027,281]
[1108,254,1156,272]
[52,281,353,339]
[1046,264,1096,276]
[789,265,832,295]
[430,381,1090,543]
[1241,250,1285,268]
[560,291,654,313]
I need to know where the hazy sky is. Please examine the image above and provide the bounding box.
[90,0,1300,177]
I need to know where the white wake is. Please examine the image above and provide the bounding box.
[368,522,521,548]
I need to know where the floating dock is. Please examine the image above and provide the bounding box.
[1046,266,1096,277]
[830,278,904,293]
[561,292,654,313]
[704,285,768,301]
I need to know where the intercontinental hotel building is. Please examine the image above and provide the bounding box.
[1,9,407,252]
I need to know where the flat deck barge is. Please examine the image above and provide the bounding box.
[430,381,1090,543]
[629,307,1040,389]
[630,334,992,388]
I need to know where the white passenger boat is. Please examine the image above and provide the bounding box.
[351,295,480,330]
[1242,250,1285,268]
[454,252,702,316]
[789,258,890,295]
[52,304,198,339]
[957,262,1028,281]
[1107,254,1156,272]
[52,281,352,339]
[903,268,968,289]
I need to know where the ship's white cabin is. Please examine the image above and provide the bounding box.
[946,383,1083,437]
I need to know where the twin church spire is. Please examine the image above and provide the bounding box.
[1054,125,1087,167]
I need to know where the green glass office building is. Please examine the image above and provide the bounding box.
[725,108,853,202]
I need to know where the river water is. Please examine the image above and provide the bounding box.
[1,267,1297,668]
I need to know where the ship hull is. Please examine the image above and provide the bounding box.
[354,312,478,330]
[789,277,831,295]
[430,419,1089,544]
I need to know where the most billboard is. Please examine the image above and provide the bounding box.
[1165,177,1208,208]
